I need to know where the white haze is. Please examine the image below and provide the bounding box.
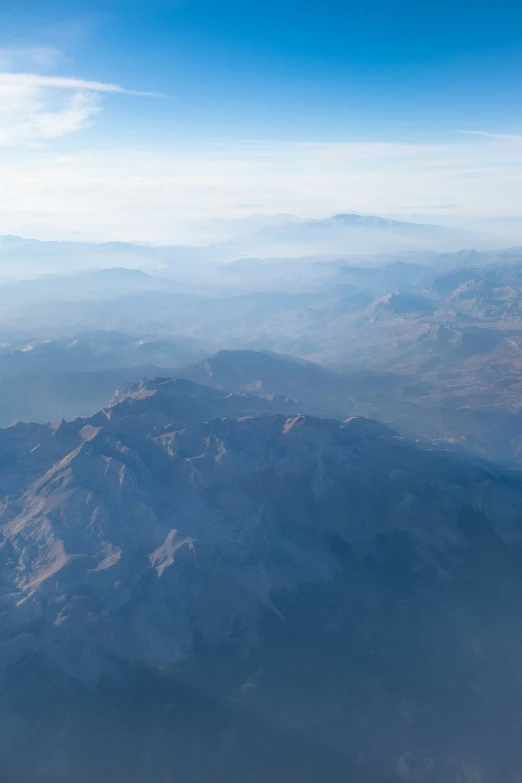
[1,134,522,245]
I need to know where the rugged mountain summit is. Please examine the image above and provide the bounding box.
[1,379,522,780]
[173,349,522,467]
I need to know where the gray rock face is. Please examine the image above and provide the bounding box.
[2,380,522,781]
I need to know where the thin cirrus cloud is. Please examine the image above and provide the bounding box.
[455,129,522,141]
[0,72,158,146]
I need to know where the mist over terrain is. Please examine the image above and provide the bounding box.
[1,216,522,468]
[0,212,499,280]
[2,212,522,781]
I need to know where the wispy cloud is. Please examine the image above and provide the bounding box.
[455,129,522,141]
[0,72,159,146]
[0,73,160,96]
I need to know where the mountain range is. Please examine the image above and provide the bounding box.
[2,229,522,782]
[1,242,522,470]
[0,213,494,280]
[2,377,522,781]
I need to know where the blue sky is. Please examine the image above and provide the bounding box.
[0,0,521,241]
